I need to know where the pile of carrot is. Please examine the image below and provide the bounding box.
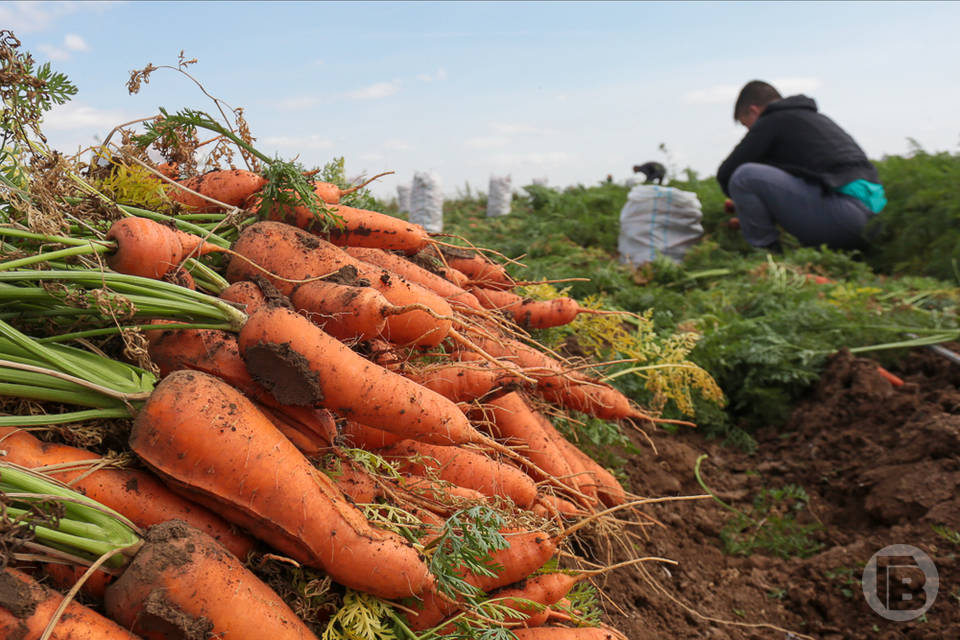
[0,133,668,640]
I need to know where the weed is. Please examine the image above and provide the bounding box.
[932,524,960,545]
[695,455,824,559]
[825,567,859,599]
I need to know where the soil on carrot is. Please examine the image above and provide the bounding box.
[591,347,960,639]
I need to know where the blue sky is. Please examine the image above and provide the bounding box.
[5,1,959,200]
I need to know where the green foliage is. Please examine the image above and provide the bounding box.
[932,524,960,546]
[0,30,78,151]
[426,505,508,601]
[867,147,960,282]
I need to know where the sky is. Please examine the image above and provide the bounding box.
[4,1,960,201]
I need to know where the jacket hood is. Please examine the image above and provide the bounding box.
[761,94,818,116]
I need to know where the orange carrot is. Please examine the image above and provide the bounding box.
[104,520,317,640]
[252,189,431,254]
[227,221,454,347]
[471,287,599,330]
[436,246,516,290]
[106,216,225,279]
[482,392,591,503]
[344,247,484,310]
[0,567,140,640]
[376,439,538,508]
[219,279,268,315]
[239,305,482,446]
[290,277,391,341]
[128,370,434,599]
[167,168,266,212]
[406,360,520,404]
[145,325,337,449]
[531,494,583,519]
[338,419,405,449]
[41,563,113,601]
[875,365,905,387]
[0,426,255,560]
[549,433,626,508]
[155,161,179,179]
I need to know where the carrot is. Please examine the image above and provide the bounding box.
[406,529,558,630]
[376,439,538,508]
[440,264,471,289]
[290,277,392,342]
[875,365,905,387]
[227,221,454,347]
[0,567,141,640]
[239,305,482,447]
[104,520,317,640]
[549,432,626,508]
[145,325,337,449]
[105,216,225,279]
[481,392,592,503]
[167,168,266,212]
[128,370,434,599]
[344,246,484,310]
[338,419,405,449]
[0,426,255,560]
[471,287,611,330]
[406,360,520,404]
[252,189,432,254]
[435,245,516,290]
[531,494,583,519]
[41,562,113,601]
[312,171,394,204]
[155,161,179,179]
[462,334,654,422]
[219,279,268,315]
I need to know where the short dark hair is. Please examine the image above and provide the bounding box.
[733,80,782,121]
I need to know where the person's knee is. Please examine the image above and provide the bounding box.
[729,163,767,195]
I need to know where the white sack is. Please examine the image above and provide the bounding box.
[410,172,443,233]
[486,175,513,217]
[618,185,703,264]
[396,184,411,214]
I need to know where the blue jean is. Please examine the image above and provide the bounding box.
[729,163,871,250]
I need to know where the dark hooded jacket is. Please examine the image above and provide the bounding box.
[716,95,879,196]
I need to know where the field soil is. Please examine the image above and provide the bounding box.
[591,348,960,639]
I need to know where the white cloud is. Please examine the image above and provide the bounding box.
[346,81,401,100]
[42,103,126,132]
[63,33,88,51]
[0,1,116,33]
[416,69,448,83]
[683,84,740,105]
[263,135,334,150]
[465,136,511,150]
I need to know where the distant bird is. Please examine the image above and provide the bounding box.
[632,161,666,185]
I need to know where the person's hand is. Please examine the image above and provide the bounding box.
[724,198,736,214]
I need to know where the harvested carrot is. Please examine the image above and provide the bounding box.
[227,221,454,347]
[471,287,614,330]
[406,360,520,404]
[145,325,337,448]
[291,277,392,341]
[344,246,483,310]
[167,168,266,212]
[482,392,590,503]
[549,433,627,508]
[252,189,431,253]
[0,426,254,559]
[128,370,434,599]
[155,161,179,179]
[239,305,481,446]
[219,279,268,315]
[105,216,225,279]
[376,439,538,508]
[41,562,114,600]
[338,419,405,449]
[532,494,583,519]
[0,567,140,640]
[436,245,516,290]
[105,520,317,640]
